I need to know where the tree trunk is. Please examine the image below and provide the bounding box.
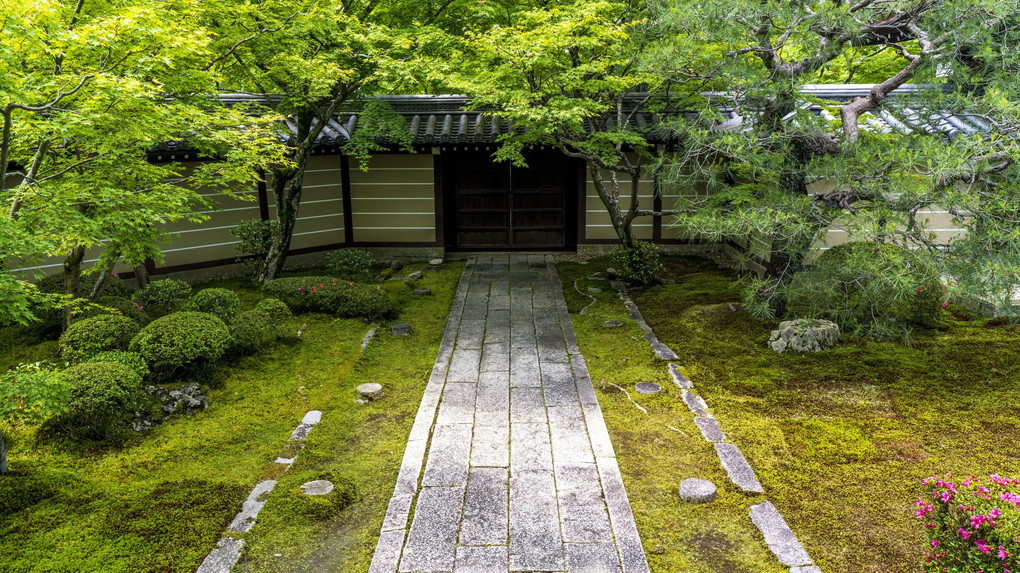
[62,245,86,329]
[89,252,120,302]
[1,429,7,475]
[588,162,636,250]
[133,263,149,290]
[258,165,306,282]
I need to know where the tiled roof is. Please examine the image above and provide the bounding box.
[150,86,987,156]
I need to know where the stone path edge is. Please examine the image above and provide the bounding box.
[607,277,819,572]
[367,259,474,571]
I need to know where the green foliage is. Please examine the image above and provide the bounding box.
[273,473,356,520]
[36,272,129,300]
[325,249,376,281]
[75,296,151,325]
[231,219,278,280]
[0,363,70,427]
[54,362,143,440]
[787,242,946,340]
[608,241,664,286]
[58,314,140,363]
[0,469,65,515]
[84,350,151,380]
[230,311,278,354]
[131,279,193,319]
[186,288,240,322]
[129,312,231,377]
[253,298,292,323]
[262,276,395,320]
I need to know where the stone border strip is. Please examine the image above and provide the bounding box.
[195,410,323,573]
[605,281,819,572]
[367,259,474,573]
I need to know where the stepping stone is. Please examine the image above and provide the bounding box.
[301,480,334,495]
[679,478,717,503]
[392,323,412,336]
[228,480,277,532]
[694,417,726,442]
[391,260,404,270]
[715,443,764,493]
[605,267,617,279]
[750,501,813,567]
[667,363,692,388]
[407,270,423,280]
[195,537,245,573]
[429,258,443,270]
[635,382,661,394]
[414,287,431,295]
[604,320,624,328]
[588,287,603,293]
[681,390,710,416]
[357,383,384,400]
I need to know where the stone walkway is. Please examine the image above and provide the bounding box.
[369,255,650,573]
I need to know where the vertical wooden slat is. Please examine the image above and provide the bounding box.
[257,168,269,221]
[341,155,354,245]
[433,153,445,247]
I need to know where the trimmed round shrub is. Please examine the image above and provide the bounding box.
[262,277,394,319]
[58,314,140,363]
[787,242,945,339]
[55,362,143,440]
[75,296,151,325]
[85,350,150,380]
[131,279,192,319]
[129,312,231,376]
[229,311,277,354]
[186,288,240,322]
[609,241,664,286]
[37,272,129,299]
[325,248,375,281]
[253,297,292,322]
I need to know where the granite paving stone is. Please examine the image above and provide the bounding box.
[715,443,765,493]
[750,501,813,567]
[455,546,510,573]
[460,468,509,545]
[369,257,648,573]
[694,417,726,442]
[400,486,464,572]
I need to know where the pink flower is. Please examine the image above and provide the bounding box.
[350,281,353,286]
[975,539,991,554]
[990,507,1000,519]
[999,546,1009,559]
[376,285,380,290]
[918,287,924,292]
[931,538,939,548]
[942,302,947,307]
[958,528,970,540]
[298,286,303,290]
[139,305,143,310]
[312,287,317,292]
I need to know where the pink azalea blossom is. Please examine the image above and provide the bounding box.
[975,539,991,554]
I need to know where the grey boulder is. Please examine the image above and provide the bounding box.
[768,319,839,353]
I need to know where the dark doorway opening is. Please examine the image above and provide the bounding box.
[443,150,578,250]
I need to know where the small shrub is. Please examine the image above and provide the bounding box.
[186,288,240,322]
[230,311,277,354]
[787,242,946,339]
[55,362,143,440]
[75,296,151,325]
[58,315,140,363]
[231,219,277,279]
[325,249,375,281]
[253,298,292,323]
[609,241,663,287]
[36,272,129,299]
[131,279,192,319]
[917,474,1019,571]
[85,350,150,380]
[262,276,394,319]
[129,312,231,377]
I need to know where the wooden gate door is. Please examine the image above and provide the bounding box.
[449,151,573,250]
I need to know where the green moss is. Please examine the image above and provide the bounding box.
[618,255,1020,573]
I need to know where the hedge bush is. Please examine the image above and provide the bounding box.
[262,276,394,319]
[84,350,150,380]
[230,311,278,353]
[54,362,143,440]
[787,242,946,339]
[129,312,231,377]
[917,474,1019,571]
[609,241,664,286]
[186,288,240,322]
[36,272,129,299]
[75,296,151,325]
[253,297,292,323]
[131,279,192,319]
[325,248,375,281]
[58,315,140,363]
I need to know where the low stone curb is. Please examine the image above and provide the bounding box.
[196,410,323,573]
[609,283,820,571]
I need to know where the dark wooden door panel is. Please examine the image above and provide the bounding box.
[449,151,575,250]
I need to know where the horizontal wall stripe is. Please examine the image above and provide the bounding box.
[198,190,257,198]
[350,182,433,186]
[293,228,343,237]
[350,197,433,201]
[173,224,241,235]
[191,205,261,216]
[163,240,240,253]
[362,167,433,171]
[355,212,435,216]
[301,183,342,190]
[587,180,655,184]
[303,168,340,174]
[586,195,655,199]
[352,226,435,230]
[295,213,344,221]
[587,224,654,228]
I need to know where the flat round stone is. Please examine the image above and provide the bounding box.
[301,480,334,496]
[392,322,412,336]
[635,382,661,394]
[603,320,624,328]
[356,383,384,400]
[679,478,717,503]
